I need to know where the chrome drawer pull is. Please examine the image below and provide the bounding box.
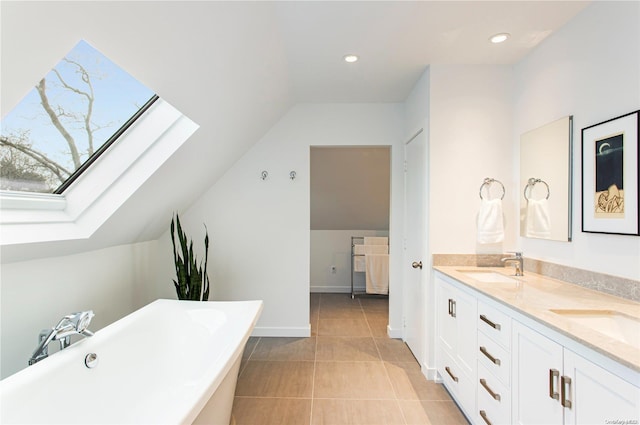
[561,375,572,408]
[479,410,493,425]
[479,346,501,365]
[445,366,459,382]
[479,314,501,330]
[549,369,560,400]
[448,299,453,316]
[479,378,501,401]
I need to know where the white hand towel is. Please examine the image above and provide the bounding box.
[354,244,388,255]
[525,199,551,239]
[353,256,366,272]
[477,198,505,244]
[365,254,389,295]
[364,237,388,245]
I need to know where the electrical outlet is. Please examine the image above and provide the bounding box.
[330,265,337,274]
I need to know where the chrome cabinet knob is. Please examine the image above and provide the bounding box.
[412,261,423,269]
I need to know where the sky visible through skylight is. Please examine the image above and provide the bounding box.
[0,40,155,193]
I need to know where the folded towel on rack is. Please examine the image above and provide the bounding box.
[365,254,389,295]
[353,256,366,272]
[525,198,551,239]
[477,198,504,244]
[354,245,388,255]
[364,237,388,245]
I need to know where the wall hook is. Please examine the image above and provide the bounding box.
[261,170,268,181]
[290,171,297,180]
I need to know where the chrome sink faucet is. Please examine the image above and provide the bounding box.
[501,252,524,276]
[28,311,94,366]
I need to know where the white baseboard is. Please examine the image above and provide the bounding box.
[251,325,311,337]
[310,286,365,293]
[387,324,402,339]
[422,365,439,381]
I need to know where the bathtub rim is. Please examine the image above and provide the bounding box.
[0,299,264,425]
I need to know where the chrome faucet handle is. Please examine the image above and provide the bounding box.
[38,329,50,342]
[36,329,51,356]
[501,251,524,276]
[59,336,71,350]
[29,329,55,365]
[80,329,94,337]
[28,310,95,366]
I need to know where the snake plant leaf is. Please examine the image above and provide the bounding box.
[203,226,210,299]
[170,213,211,301]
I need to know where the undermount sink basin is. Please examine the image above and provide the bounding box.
[457,270,519,284]
[550,309,640,347]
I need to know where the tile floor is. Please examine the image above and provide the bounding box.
[230,293,469,424]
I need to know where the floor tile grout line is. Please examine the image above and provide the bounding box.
[234,395,313,400]
[377,340,410,425]
[238,336,261,377]
[308,294,323,425]
[234,395,455,401]
[363,297,410,424]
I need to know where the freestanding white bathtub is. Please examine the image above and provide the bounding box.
[0,299,263,424]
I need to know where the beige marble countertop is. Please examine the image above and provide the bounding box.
[434,266,640,372]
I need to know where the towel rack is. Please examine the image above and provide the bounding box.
[524,178,550,201]
[479,177,505,200]
[351,236,389,299]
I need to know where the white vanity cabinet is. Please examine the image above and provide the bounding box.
[436,274,477,418]
[434,270,640,425]
[513,321,640,425]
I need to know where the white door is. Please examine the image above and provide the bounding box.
[403,129,427,362]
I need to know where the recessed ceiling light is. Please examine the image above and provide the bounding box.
[344,54,359,63]
[490,33,510,44]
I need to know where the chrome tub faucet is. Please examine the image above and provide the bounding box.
[501,252,524,276]
[29,310,94,366]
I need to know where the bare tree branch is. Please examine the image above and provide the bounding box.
[0,136,71,182]
[53,58,96,155]
[36,78,82,169]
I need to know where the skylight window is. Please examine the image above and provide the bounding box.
[0,40,157,194]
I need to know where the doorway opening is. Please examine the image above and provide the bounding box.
[309,146,391,329]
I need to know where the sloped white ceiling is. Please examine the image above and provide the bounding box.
[0,1,589,259]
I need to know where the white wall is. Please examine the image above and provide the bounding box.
[513,1,640,280]
[310,230,389,293]
[429,65,516,255]
[163,104,406,336]
[0,243,151,378]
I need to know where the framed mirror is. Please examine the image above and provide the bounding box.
[520,116,573,241]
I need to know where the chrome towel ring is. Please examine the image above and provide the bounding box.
[524,178,550,201]
[479,177,505,200]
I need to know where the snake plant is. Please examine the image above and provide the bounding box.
[170,213,210,301]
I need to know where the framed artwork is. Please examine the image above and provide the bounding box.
[581,110,639,235]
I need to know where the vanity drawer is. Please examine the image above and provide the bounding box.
[477,363,511,425]
[439,349,475,417]
[478,331,510,386]
[478,301,511,348]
